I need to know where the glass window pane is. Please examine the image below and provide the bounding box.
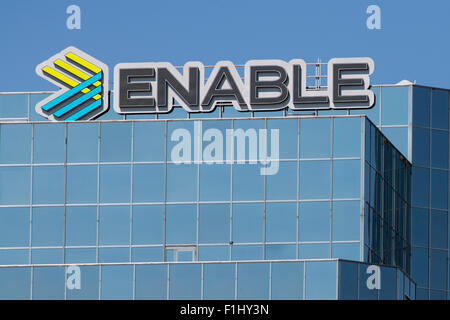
[0,207,29,247]
[66,165,97,204]
[232,164,264,201]
[99,164,131,203]
[413,86,431,127]
[430,210,448,249]
[412,167,429,208]
[431,130,449,169]
[33,124,65,163]
[411,208,428,247]
[332,201,360,241]
[266,244,296,260]
[135,265,167,300]
[133,121,165,162]
[267,119,298,159]
[32,166,64,204]
[65,248,97,264]
[199,204,230,244]
[338,261,358,300]
[266,161,297,200]
[334,117,361,158]
[412,127,430,166]
[411,247,428,287]
[332,243,360,261]
[305,261,337,300]
[299,201,330,241]
[132,205,164,245]
[237,263,269,299]
[166,204,196,245]
[99,247,130,263]
[169,264,201,300]
[379,266,397,300]
[166,164,197,202]
[358,264,378,299]
[29,93,51,121]
[101,265,133,300]
[299,160,330,200]
[100,122,131,162]
[266,202,296,242]
[0,267,30,300]
[333,160,360,199]
[271,262,303,300]
[198,246,229,261]
[132,164,164,203]
[199,164,231,201]
[351,86,380,126]
[382,127,408,158]
[299,243,329,259]
[0,94,28,119]
[66,266,99,300]
[300,118,331,158]
[430,249,447,291]
[132,247,163,262]
[431,90,449,130]
[67,123,98,163]
[32,207,63,247]
[0,124,31,164]
[232,245,263,261]
[381,86,409,125]
[0,166,30,205]
[33,267,65,300]
[66,206,97,246]
[0,249,29,265]
[431,170,448,210]
[99,206,130,245]
[31,249,63,264]
[203,263,235,300]
[232,203,263,243]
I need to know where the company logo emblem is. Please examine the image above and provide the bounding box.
[35,46,109,121]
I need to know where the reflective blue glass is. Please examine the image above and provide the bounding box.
[203,263,235,299]
[412,127,430,166]
[33,123,65,163]
[271,262,303,300]
[300,118,331,158]
[132,247,163,262]
[0,249,29,265]
[66,266,99,300]
[0,166,30,205]
[411,167,429,208]
[266,202,296,242]
[199,204,230,244]
[29,93,51,121]
[267,119,298,159]
[199,164,231,201]
[413,86,431,127]
[132,164,164,202]
[232,164,264,201]
[0,94,28,119]
[237,263,269,299]
[32,166,64,204]
[333,160,360,199]
[431,90,449,130]
[305,261,336,300]
[0,267,31,300]
[358,263,378,300]
[31,249,63,264]
[167,121,193,163]
[430,249,447,291]
[266,244,296,260]
[166,163,197,202]
[0,124,31,164]
[299,160,330,199]
[133,121,165,162]
[132,205,164,245]
[198,246,230,261]
[33,267,65,300]
[166,204,196,245]
[99,247,130,263]
[333,201,360,241]
[100,122,131,162]
[31,207,63,247]
[351,86,380,125]
[0,207,29,247]
[101,265,133,300]
[232,203,263,243]
[411,208,428,247]
[431,170,448,210]
[232,245,263,260]
[412,247,428,287]
[169,264,201,300]
[379,266,397,300]
[382,127,408,157]
[333,117,361,158]
[266,161,297,200]
[135,265,167,300]
[66,165,97,204]
[67,122,98,163]
[381,86,409,126]
[65,206,97,246]
[332,243,360,261]
[431,130,449,169]
[99,206,130,245]
[299,243,329,259]
[430,210,447,249]
[299,201,330,241]
[99,164,131,203]
[338,262,358,300]
[65,248,97,264]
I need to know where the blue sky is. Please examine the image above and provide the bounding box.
[0,0,449,92]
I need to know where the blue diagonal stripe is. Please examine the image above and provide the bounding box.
[42,72,103,111]
[54,86,102,118]
[65,99,102,121]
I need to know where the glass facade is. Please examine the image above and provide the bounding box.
[6,84,450,299]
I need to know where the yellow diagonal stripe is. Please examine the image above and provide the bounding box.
[54,59,102,87]
[66,52,102,74]
[42,66,101,100]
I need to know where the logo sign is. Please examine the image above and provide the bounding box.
[35,47,109,121]
[36,46,375,121]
